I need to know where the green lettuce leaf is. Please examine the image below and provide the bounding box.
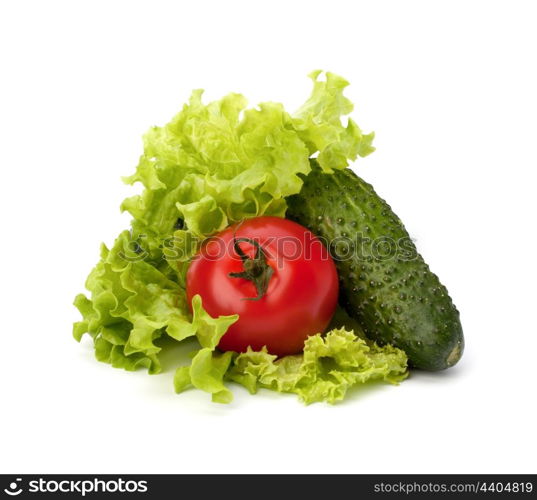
[293,71,375,173]
[226,328,408,404]
[119,71,372,262]
[73,230,237,375]
[174,349,235,404]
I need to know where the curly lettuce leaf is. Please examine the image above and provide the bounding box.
[120,91,308,258]
[120,71,372,262]
[293,71,375,173]
[226,328,408,404]
[174,349,235,404]
[73,231,237,375]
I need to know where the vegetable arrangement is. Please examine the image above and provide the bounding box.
[74,71,463,404]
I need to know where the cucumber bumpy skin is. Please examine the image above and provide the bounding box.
[287,163,464,371]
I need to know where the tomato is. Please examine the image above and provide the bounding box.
[186,216,338,356]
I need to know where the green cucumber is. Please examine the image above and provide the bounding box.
[287,162,464,370]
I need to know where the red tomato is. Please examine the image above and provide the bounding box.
[186,216,338,356]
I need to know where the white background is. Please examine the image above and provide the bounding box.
[1,0,536,474]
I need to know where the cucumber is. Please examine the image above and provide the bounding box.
[286,162,464,370]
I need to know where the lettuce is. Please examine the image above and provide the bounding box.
[226,328,408,404]
[119,71,373,261]
[73,71,406,404]
[293,71,375,173]
[73,231,238,375]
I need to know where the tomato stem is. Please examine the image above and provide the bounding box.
[228,237,274,301]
